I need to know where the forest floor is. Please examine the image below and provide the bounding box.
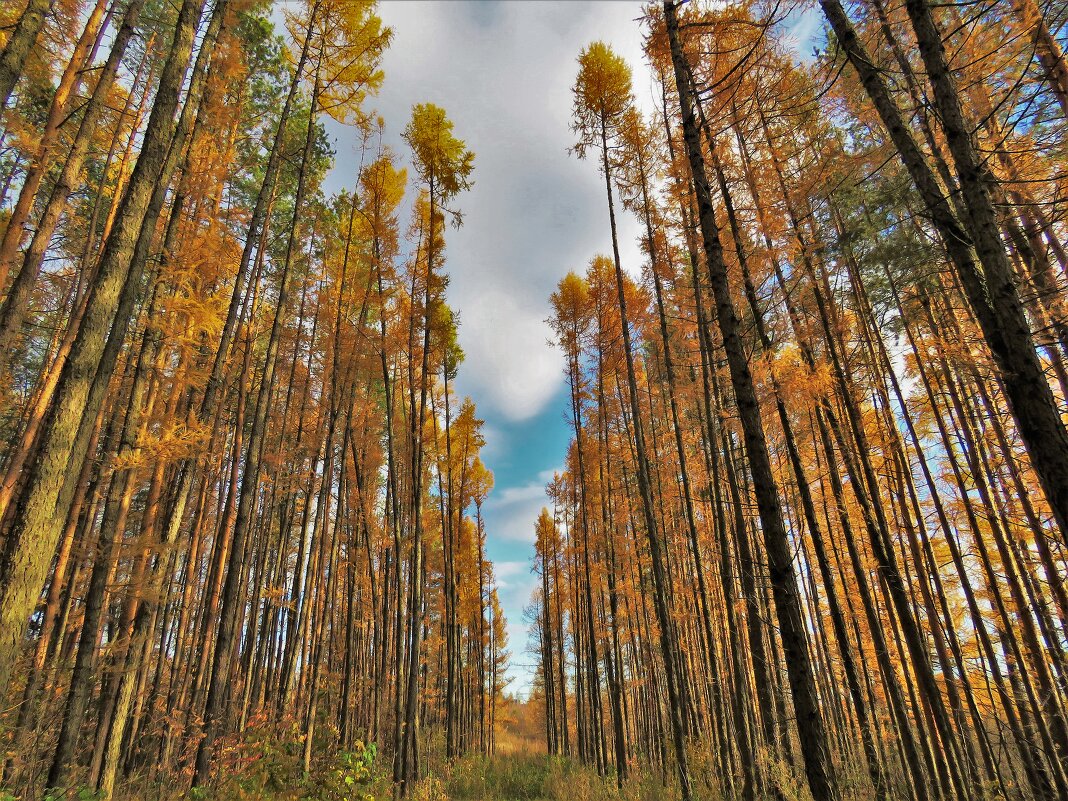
[419,751,670,801]
[412,702,674,801]
[64,701,675,801]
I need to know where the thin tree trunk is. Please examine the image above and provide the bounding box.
[664,5,837,799]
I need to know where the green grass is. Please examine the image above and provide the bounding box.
[424,752,674,801]
[443,753,551,800]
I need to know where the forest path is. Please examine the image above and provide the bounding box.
[439,703,557,800]
[439,748,655,801]
[443,753,553,801]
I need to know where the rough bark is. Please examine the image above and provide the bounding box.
[664,3,837,799]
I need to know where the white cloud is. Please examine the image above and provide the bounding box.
[493,559,528,588]
[481,463,563,543]
[483,480,551,545]
[454,288,565,421]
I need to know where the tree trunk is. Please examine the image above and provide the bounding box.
[664,4,837,799]
[0,0,49,112]
[0,0,204,700]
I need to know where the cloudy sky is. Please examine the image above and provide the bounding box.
[319,0,820,696]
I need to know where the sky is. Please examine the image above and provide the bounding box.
[317,0,821,697]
